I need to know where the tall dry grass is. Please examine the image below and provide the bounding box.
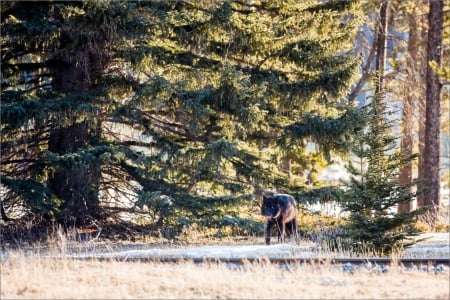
[1,249,448,300]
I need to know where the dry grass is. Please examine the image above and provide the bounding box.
[1,250,449,300]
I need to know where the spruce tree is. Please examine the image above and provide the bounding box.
[335,1,424,255]
[1,1,364,238]
[340,95,425,254]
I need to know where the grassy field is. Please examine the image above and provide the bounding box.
[1,250,449,300]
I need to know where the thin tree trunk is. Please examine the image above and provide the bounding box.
[0,200,8,221]
[375,0,389,96]
[370,0,389,217]
[417,5,428,209]
[348,32,377,103]
[398,10,420,213]
[398,99,414,212]
[421,0,443,222]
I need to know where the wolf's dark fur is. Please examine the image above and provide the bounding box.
[261,194,298,245]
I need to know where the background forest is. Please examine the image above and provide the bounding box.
[1,0,448,253]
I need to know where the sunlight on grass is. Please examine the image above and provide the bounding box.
[1,248,448,300]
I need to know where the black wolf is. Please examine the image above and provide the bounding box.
[261,194,298,245]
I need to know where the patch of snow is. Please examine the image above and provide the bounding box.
[85,243,316,260]
[65,233,449,260]
[404,233,449,257]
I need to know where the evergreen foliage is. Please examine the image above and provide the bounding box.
[339,96,425,254]
[1,1,364,238]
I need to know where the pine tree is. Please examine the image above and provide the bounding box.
[338,1,425,254]
[1,1,364,238]
[340,95,425,254]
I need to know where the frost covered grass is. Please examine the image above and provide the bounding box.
[1,231,448,299]
[1,249,449,300]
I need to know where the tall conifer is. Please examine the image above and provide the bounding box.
[340,96,425,254]
[1,1,364,237]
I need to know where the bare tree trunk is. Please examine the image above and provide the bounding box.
[348,31,377,103]
[417,2,429,209]
[421,0,443,222]
[370,0,389,177]
[375,0,389,96]
[398,101,414,212]
[398,9,420,213]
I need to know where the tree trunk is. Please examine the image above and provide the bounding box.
[48,121,101,223]
[398,97,413,213]
[417,6,429,209]
[398,9,420,213]
[0,200,8,221]
[47,38,105,224]
[421,0,443,222]
[375,0,389,96]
